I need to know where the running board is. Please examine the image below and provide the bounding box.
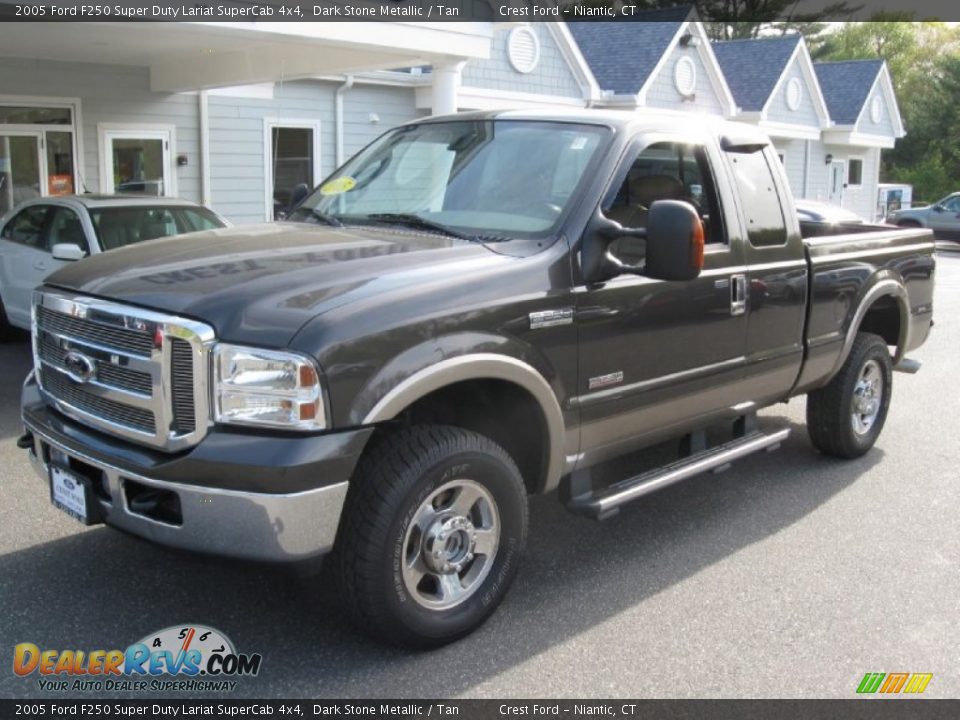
[567,428,791,520]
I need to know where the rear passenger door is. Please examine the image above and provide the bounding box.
[723,146,807,403]
[575,138,749,463]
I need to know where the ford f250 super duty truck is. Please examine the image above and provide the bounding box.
[19,110,935,648]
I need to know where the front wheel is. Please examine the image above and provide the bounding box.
[333,425,528,648]
[807,332,892,458]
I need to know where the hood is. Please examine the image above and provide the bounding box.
[45,222,506,347]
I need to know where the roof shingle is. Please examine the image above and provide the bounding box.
[711,35,801,112]
[814,59,884,125]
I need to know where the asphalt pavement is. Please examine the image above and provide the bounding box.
[1,252,958,699]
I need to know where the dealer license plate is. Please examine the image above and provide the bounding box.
[50,465,89,524]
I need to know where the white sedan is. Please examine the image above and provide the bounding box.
[0,195,227,334]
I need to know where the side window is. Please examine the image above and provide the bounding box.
[603,142,724,265]
[727,149,788,247]
[139,208,179,241]
[847,158,863,186]
[942,196,960,213]
[1,206,49,249]
[178,208,223,233]
[46,207,87,253]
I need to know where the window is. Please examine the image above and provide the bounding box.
[99,125,174,197]
[1,205,48,248]
[46,207,86,253]
[940,196,960,212]
[89,206,224,250]
[603,141,724,265]
[848,158,863,187]
[727,150,788,247]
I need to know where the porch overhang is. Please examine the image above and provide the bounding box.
[0,21,496,93]
[823,127,896,149]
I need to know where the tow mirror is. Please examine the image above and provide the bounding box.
[644,200,704,282]
[51,243,86,262]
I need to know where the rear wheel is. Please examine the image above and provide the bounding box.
[333,425,528,648]
[807,332,892,458]
[0,295,16,341]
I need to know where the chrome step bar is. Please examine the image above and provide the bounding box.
[567,428,791,520]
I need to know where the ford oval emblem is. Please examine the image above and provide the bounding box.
[63,350,96,384]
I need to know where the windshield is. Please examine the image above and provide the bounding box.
[89,206,225,250]
[298,120,610,240]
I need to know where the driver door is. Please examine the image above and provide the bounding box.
[575,139,749,463]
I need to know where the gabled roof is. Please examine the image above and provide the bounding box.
[814,59,885,125]
[567,7,694,96]
[712,35,802,112]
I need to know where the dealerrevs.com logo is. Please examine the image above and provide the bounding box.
[13,625,262,692]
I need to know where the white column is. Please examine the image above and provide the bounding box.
[431,62,466,116]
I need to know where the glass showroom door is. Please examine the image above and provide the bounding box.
[102,130,172,196]
[0,132,43,215]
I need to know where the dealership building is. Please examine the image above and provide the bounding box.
[0,10,904,224]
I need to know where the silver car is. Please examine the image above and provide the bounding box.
[0,195,227,335]
[888,192,960,240]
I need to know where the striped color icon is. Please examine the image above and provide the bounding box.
[857,672,933,694]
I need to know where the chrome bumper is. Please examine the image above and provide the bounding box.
[23,419,349,563]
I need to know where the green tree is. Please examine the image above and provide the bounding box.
[698,1,859,42]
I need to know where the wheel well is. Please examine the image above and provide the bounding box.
[897,219,921,228]
[858,295,902,349]
[375,379,550,495]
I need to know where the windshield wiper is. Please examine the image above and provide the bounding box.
[288,207,343,227]
[362,213,474,241]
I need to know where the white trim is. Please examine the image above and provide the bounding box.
[262,117,322,222]
[506,27,540,74]
[853,64,905,138]
[822,127,896,149]
[846,155,865,188]
[0,94,84,197]
[750,119,822,141]
[759,38,831,128]
[97,123,177,197]
[637,21,737,117]
[198,91,211,207]
[547,22,603,102]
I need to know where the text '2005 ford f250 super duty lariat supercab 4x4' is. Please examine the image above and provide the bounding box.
[19,110,935,647]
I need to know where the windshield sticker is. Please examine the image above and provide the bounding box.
[570,136,589,150]
[320,177,356,195]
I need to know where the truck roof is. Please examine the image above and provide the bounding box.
[414,108,769,143]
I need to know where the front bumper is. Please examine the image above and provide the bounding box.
[21,374,373,563]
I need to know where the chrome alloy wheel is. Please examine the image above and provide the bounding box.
[401,479,500,610]
[851,359,884,435]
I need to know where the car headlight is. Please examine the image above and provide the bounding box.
[212,344,326,431]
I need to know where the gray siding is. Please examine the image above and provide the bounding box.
[341,84,419,158]
[854,81,895,138]
[462,25,583,99]
[772,138,807,196]
[805,141,881,221]
[644,46,723,115]
[765,58,820,128]
[0,57,200,202]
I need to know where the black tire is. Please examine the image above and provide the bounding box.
[807,332,893,458]
[333,425,528,649]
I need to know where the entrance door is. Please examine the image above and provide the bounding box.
[264,120,320,220]
[100,128,173,196]
[828,159,845,206]
[0,132,43,215]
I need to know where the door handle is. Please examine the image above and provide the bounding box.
[730,274,747,316]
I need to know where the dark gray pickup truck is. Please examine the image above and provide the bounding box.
[19,110,935,647]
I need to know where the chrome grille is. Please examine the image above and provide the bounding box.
[40,368,155,433]
[171,338,196,435]
[38,334,152,395]
[32,291,214,451]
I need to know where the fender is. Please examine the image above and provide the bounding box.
[825,278,910,383]
[360,353,568,494]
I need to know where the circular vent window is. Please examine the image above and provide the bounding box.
[674,56,697,96]
[871,95,883,123]
[507,28,540,74]
[786,77,803,111]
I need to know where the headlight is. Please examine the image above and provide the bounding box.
[213,344,326,430]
